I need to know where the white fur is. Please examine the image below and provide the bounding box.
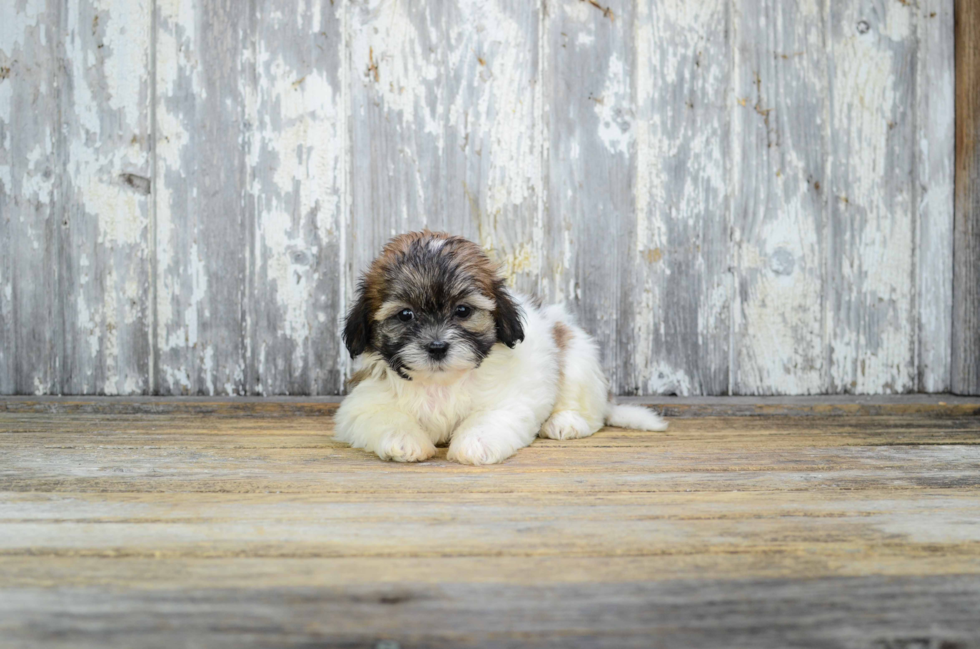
[334,295,668,464]
[605,403,669,431]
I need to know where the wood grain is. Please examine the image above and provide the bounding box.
[0,2,69,394]
[0,403,979,646]
[347,0,542,301]
[954,0,980,395]
[828,0,917,394]
[347,0,460,285]
[153,0,250,395]
[542,0,634,393]
[0,1,968,396]
[732,0,827,395]
[2,394,980,417]
[247,0,345,395]
[61,0,153,395]
[918,0,955,392]
[3,577,980,649]
[631,0,731,396]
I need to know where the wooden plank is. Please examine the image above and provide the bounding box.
[1,405,979,645]
[542,0,634,393]
[3,451,978,495]
[247,0,345,395]
[2,576,980,649]
[3,410,979,440]
[917,0,955,392]
[347,0,463,260]
[153,0,250,395]
[827,0,917,394]
[629,0,731,396]
[445,0,543,295]
[61,0,153,394]
[0,2,67,394]
[732,0,827,395]
[4,551,980,590]
[1,406,977,433]
[1,1,153,396]
[347,0,541,311]
[3,490,980,559]
[2,395,980,417]
[954,0,980,395]
[3,413,980,496]
[1,413,979,559]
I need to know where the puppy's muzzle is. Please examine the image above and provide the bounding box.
[427,340,450,360]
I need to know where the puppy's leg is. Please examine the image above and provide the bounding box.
[334,389,436,463]
[447,408,540,465]
[539,323,608,441]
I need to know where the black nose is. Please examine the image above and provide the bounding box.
[427,340,449,360]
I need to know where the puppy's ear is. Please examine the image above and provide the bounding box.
[343,285,374,358]
[492,281,525,348]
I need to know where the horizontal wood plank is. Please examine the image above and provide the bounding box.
[2,577,979,649]
[0,401,978,646]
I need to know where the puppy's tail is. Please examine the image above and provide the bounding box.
[605,402,669,431]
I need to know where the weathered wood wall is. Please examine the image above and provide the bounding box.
[0,0,961,395]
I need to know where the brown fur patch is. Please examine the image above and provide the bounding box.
[345,365,373,390]
[360,230,502,315]
[552,321,573,389]
[552,321,573,351]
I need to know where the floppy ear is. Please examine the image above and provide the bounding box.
[342,285,374,358]
[492,281,525,348]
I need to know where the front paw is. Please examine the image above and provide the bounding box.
[447,433,515,466]
[539,410,595,440]
[376,431,436,463]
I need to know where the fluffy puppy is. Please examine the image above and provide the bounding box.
[334,230,667,465]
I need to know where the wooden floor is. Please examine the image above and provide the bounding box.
[2,398,980,648]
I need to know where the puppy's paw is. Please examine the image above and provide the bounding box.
[375,431,436,463]
[447,434,515,466]
[539,411,595,440]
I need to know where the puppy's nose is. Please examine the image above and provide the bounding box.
[427,340,449,360]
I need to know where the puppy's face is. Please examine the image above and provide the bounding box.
[343,231,525,378]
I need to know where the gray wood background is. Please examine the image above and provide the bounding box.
[0,0,960,396]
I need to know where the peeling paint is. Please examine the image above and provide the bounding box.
[915,0,955,392]
[0,0,957,396]
[631,0,729,395]
[828,0,916,394]
[593,52,632,156]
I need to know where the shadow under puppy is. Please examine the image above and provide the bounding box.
[335,230,667,465]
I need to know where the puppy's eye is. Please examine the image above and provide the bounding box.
[454,305,472,319]
[397,308,414,322]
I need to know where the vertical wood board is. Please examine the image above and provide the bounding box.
[154,0,250,395]
[916,0,954,392]
[0,1,67,395]
[732,0,828,395]
[248,0,345,395]
[827,0,917,394]
[631,0,731,396]
[543,0,634,393]
[62,0,153,395]
[347,0,542,303]
[953,0,980,395]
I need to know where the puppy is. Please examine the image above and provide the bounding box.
[334,230,667,465]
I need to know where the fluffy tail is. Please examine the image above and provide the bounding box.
[605,403,669,431]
